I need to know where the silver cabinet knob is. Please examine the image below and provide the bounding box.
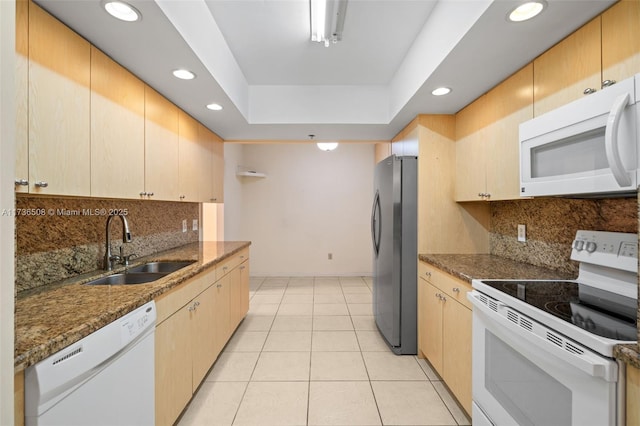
[34,181,48,188]
[583,87,597,95]
[147,192,154,197]
[240,266,246,270]
[180,195,185,200]
[452,287,460,293]
[602,79,616,88]
[15,179,28,186]
[140,191,147,197]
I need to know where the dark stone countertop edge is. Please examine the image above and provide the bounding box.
[14,241,251,372]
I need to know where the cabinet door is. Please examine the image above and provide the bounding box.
[442,299,472,415]
[15,0,29,193]
[485,64,533,201]
[601,0,640,85]
[229,266,242,329]
[178,111,201,202]
[211,133,224,203]
[417,278,428,358]
[214,274,231,354]
[29,3,90,196]
[144,86,179,201]
[155,307,192,426]
[533,17,602,116]
[422,282,444,375]
[191,285,218,391]
[628,364,640,426]
[197,123,216,203]
[239,261,250,320]
[455,94,489,201]
[90,47,145,199]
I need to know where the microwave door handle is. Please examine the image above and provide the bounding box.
[604,92,632,187]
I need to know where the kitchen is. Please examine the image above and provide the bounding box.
[1,0,640,425]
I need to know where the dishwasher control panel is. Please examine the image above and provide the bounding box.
[120,302,156,344]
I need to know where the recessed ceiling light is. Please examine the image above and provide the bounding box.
[104,1,140,22]
[206,103,223,111]
[172,69,196,80]
[508,1,545,22]
[431,87,451,96]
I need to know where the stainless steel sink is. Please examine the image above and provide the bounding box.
[127,261,195,274]
[85,272,167,286]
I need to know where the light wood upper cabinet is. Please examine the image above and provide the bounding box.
[90,47,145,199]
[28,2,91,196]
[15,0,29,193]
[178,111,202,202]
[198,123,224,203]
[144,86,180,201]
[601,0,640,84]
[534,2,640,117]
[533,17,602,116]
[456,65,533,202]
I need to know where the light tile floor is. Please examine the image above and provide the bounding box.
[178,276,471,426]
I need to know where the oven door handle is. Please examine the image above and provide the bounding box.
[468,291,617,382]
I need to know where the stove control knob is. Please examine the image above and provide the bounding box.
[585,242,597,253]
[572,240,585,251]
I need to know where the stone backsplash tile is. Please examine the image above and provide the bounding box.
[490,196,638,274]
[15,196,199,292]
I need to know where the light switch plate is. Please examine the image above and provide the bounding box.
[182,219,187,233]
[517,224,526,242]
[192,219,198,231]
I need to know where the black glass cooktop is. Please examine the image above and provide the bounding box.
[480,280,637,341]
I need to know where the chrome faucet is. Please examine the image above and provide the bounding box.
[104,213,132,271]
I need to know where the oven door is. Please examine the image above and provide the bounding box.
[469,291,620,426]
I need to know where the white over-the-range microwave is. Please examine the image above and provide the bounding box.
[520,73,639,197]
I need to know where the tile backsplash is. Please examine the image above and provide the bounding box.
[490,196,638,275]
[15,195,199,293]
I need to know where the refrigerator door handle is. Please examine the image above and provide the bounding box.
[371,190,381,256]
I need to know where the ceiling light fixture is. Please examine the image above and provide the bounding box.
[431,87,451,96]
[104,1,141,22]
[508,1,546,22]
[172,69,196,80]
[309,134,338,151]
[310,0,348,47]
[206,103,223,111]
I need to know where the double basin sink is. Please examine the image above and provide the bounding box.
[85,261,195,286]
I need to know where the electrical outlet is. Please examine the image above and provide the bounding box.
[328,253,333,260]
[517,224,526,242]
[182,219,187,233]
[192,219,198,231]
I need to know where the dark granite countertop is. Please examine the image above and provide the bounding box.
[15,241,250,372]
[419,253,640,367]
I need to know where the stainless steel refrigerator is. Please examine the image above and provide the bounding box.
[371,155,417,355]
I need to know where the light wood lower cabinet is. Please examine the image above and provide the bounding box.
[418,261,472,416]
[628,364,640,426]
[155,251,249,426]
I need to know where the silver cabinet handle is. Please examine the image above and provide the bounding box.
[223,266,228,271]
[210,198,217,202]
[148,192,154,197]
[240,266,246,270]
[441,296,447,302]
[180,195,185,200]
[452,287,460,293]
[602,79,616,88]
[188,305,196,312]
[194,301,200,307]
[35,181,48,188]
[217,283,222,288]
[583,87,597,95]
[15,179,28,186]
[140,191,147,197]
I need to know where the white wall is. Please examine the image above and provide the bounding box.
[224,143,375,276]
[0,0,16,422]
[223,143,244,241]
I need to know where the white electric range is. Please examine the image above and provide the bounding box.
[468,230,638,426]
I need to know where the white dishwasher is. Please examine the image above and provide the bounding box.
[25,301,156,426]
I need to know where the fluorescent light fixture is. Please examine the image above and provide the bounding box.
[431,87,451,96]
[104,1,140,22]
[317,142,338,151]
[172,69,196,80]
[310,0,348,47]
[509,1,545,22]
[206,103,223,111]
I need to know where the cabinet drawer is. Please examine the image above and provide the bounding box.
[419,261,472,310]
[155,267,216,324]
[418,261,435,283]
[216,248,249,280]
